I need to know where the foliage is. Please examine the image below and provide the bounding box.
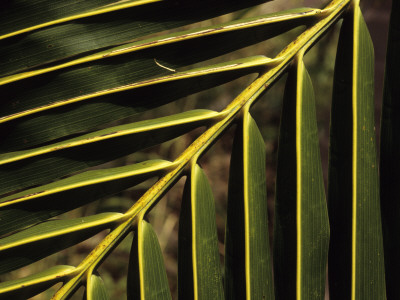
[0,0,395,299]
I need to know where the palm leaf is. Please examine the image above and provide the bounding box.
[178,164,224,299]
[86,273,110,300]
[225,109,274,299]
[274,51,329,299]
[328,1,385,298]
[0,265,75,299]
[128,217,171,300]
[0,0,387,298]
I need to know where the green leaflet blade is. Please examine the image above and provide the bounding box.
[86,273,110,300]
[0,212,122,274]
[0,265,75,299]
[0,56,266,152]
[328,3,386,299]
[0,0,269,76]
[225,112,274,299]
[0,0,152,38]
[0,160,172,236]
[274,68,298,300]
[0,109,219,195]
[379,1,400,298]
[127,219,171,300]
[178,164,224,300]
[327,12,353,299]
[351,5,386,299]
[295,59,329,300]
[274,55,329,299]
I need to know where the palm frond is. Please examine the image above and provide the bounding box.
[0,0,388,298]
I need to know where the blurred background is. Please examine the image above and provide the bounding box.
[2,0,390,299]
